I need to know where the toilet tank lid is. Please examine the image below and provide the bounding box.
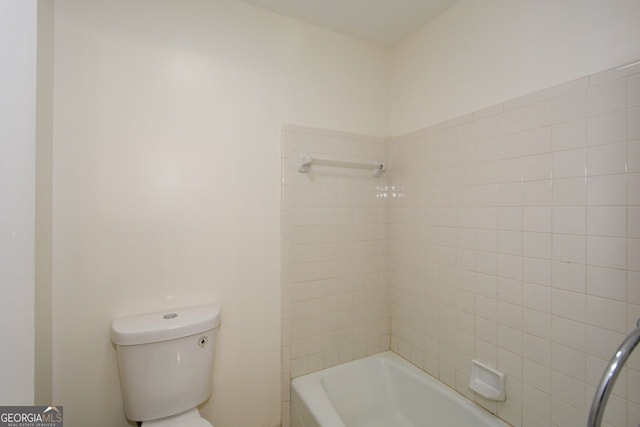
[111,304,221,346]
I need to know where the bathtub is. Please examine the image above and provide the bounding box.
[291,351,509,427]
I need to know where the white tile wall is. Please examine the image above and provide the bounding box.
[282,61,640,427]
[281,125,390,425]
[389,62,640,427]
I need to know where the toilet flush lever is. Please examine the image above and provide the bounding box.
[198,336,208,348]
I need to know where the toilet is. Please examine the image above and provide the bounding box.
[111,304,221,426]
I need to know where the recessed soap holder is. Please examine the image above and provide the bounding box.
[469,359,506,401]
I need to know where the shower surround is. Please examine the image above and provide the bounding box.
[282,61,640,427]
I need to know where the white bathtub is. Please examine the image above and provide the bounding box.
[291,351,510,427]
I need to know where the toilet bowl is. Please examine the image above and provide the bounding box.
[141,408,212,427]
[111,305,221,426]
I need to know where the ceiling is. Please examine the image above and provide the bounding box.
[235,0,461,47]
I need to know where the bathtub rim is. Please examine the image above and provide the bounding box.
[291,350,510,427]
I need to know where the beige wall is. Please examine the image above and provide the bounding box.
[0,0,37,405]
[390,0,640,135]
[51,1,388,426]
[35,0,54,405]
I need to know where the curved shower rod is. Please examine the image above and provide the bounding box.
[588,318,640,427]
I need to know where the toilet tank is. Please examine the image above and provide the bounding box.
[111,304,221,422]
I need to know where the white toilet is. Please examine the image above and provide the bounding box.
[111,304,221,426]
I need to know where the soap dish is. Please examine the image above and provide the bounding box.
[469,359,506,401]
